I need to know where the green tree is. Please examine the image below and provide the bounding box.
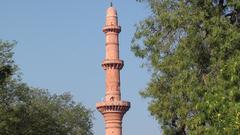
[0,40,93,135]
[132,0,240,134]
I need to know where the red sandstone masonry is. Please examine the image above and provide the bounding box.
[96,5,130,135]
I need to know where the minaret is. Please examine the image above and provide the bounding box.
[96,4,130,135]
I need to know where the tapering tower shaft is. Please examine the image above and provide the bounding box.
[96,5,130,135]
[102,6,123,102]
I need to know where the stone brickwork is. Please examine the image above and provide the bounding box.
[96,5,130,135]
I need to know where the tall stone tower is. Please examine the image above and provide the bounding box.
[96,4,130,135]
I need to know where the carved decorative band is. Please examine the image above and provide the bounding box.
[107,105,129,112]
[105,125,122,129]
[105,42,119,46]
[103,26,121,33]
[96,101,130,114]
[102,59,124,70]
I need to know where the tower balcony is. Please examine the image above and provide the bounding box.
[102,59,124,70]
[96,100,130,115]
[103,25,121,33]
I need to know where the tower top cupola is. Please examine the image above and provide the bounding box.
[106,6,117,17]
[103,3,121,33]
[105,4,119,27]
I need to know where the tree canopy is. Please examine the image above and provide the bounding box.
[132,0,240,134]
[0,40,93,135]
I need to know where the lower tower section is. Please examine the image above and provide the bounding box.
[96,101,130,135]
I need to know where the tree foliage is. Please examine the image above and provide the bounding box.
[132,0,240,134]
[0,40,93,135]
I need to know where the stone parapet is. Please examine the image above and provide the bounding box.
[96,101,130,114]
[102,59,124,70]
[103,25,121,33]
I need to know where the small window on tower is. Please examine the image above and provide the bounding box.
[110,97,114,101]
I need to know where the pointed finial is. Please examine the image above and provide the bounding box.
[110,1,113,7]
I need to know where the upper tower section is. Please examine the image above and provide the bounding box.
[103,5,121,33]
[106,6,118,26]
[102,4,122,60]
